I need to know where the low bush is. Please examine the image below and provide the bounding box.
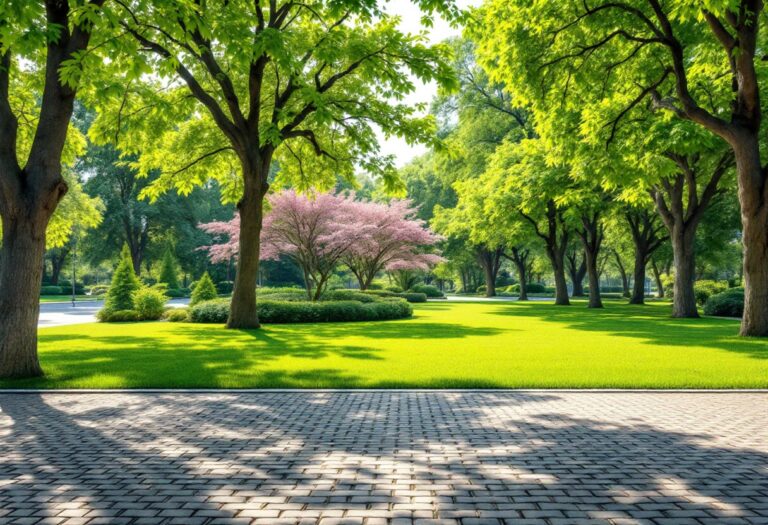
[163,308,190,322]
[189,297,413,324]
[694,280,729,306]
[88,284,110,296]
[703,288,744,318]
[166,287,191,298]
[385,285,403,293]
[259,286,305,295]
[409,284,444,298]
[525,283,546,293]
[322,289,377,303]
[476,285,487,294]
[216,281,234,294]
[40,285,64,295]
[362,290,426,303]
[97,309,141,322]
[190,272,218,305]
[133,288,167,320]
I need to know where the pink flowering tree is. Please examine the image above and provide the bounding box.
[200,191,443,299]
[342,199,442,290]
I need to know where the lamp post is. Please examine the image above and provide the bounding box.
[71,228,78,308]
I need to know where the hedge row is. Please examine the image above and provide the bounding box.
[188,298,412,324]
[703,288,743,318]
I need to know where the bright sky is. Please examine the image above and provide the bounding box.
[378,0,480,167]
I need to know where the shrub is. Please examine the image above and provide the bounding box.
[385,285,403,293]
[163,308,190,322]
[362,290,426,303]
[322,289,377,303]
[703,288,744,318]
[104,248,141,312]
[259,286,305,295]
[189,299,231,323]
[216,280,234,294]
[40,285,64,295]
[190,272,218,305]
[97,309,140,322]
[158,249,180,289]
[165,288,189,298]
[476,285,487,294]
[133,288,167,320]
[525,283,546,293]
[694,280,729,306]
[409,284,443,298]
[189,298,413,324]
[88,284,110,296]
[258,291,308,301]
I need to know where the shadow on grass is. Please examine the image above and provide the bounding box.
[490,300,768,359]
[0,392,765,522]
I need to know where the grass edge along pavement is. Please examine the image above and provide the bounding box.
[6,299,767,389]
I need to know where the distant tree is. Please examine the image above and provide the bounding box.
[158,249,179,289]
[103,246,141,312]
[190,272,218,306]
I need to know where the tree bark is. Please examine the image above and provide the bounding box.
[0,216,48,378]
[506,247,530,301]
[576,212,603,309]
[227,160,269,329]
[521,201,570,306]
[49,247,69,285]
[613,250,630,297]
[566,250,586,296]
[671,228,698,318]
[476,246,503,297]
[630,250,647,305]
[625,209,666,305]
[650,258,665,298]
[551,252,570,305]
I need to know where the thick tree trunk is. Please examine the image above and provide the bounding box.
[614,251,630,297]
[551,254,570,305]
[476,246,502,297]
[0,217,47,378]
[629,250,647,305]
[671,228,699,318]
[566,253,586,296]
[228,165,268,329]
[585,249,602,308]
[49,249,68,285]
[734,138,768,335]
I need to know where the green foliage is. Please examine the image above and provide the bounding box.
[190,272,218,306]
[40,286,64,296]
[133,288,168,321]
[103,247,141,312]
[189,298,412,325]
[215,281,234,295]
[166,288,190,298]
[158,249,179,289]
[163,308,190,323]
[87,285,110,296]
[96,309,141,323]
[321,290,377,303]
[694,280,729,307]
[258,286,305,295]
[704,288,744,318]
[409,284,444,298]
[362,290,427,303]
[525,283,546,294]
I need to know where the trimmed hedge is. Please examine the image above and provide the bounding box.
[362,290,427,303]
[409,284,444,298]
[166,287,191,298]
[163,308,190,322]
[703,288,744,318]
[189,298,412,324]
[259,286,305,295]
[97,309,141,322]
[40,285,64,295]
[216,281,234,294]
[322,289,377,303]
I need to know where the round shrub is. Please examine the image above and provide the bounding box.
[525,283,546,293]
[694,280,729,306]
[97,309,140,322]
[216,280,234,294]
[189,299,230,323]
[385,285,403,293]
[703,288,744,318]
[88,284,110,296]
[399,292,427,303]
[163,308,190,322]
[133,288,167,320]
[40,285,64,295]
[409,284,444,298]
[190,272,218,305]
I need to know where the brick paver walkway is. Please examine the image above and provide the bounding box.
[0,392,766,525]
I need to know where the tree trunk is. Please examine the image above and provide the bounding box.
[650,259,665,298]
[671,228,699,318]
[0,216,47,378]
[551,253,570,305]
[629,249,647,305]
[566,253,586,296]
[585,248,602,308]
[614,251,629,297]
[49,249,68,285]
[228,165,268,329]
[734,137,768,335]
[508,248,529,301]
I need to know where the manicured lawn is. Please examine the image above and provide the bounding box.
[3,300,767,389]
[40,295,94,303]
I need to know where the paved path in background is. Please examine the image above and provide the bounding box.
[38,299,189,328]
[1,392,766,524]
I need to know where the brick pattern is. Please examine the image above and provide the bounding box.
[0,392,766,525]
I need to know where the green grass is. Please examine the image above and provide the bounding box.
[4,300,767,389]
[40,295,94,303]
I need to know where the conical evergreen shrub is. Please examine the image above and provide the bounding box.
[104,245,141,311]
[190,272,218,305]
[159,248,180,289]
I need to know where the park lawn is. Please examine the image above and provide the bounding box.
[40,295,94,303]
[3,300,767,389]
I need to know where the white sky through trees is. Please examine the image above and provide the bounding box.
[379,0,479,166]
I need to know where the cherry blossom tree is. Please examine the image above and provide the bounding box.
[200,191,442,298]
[343,200,442,290]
